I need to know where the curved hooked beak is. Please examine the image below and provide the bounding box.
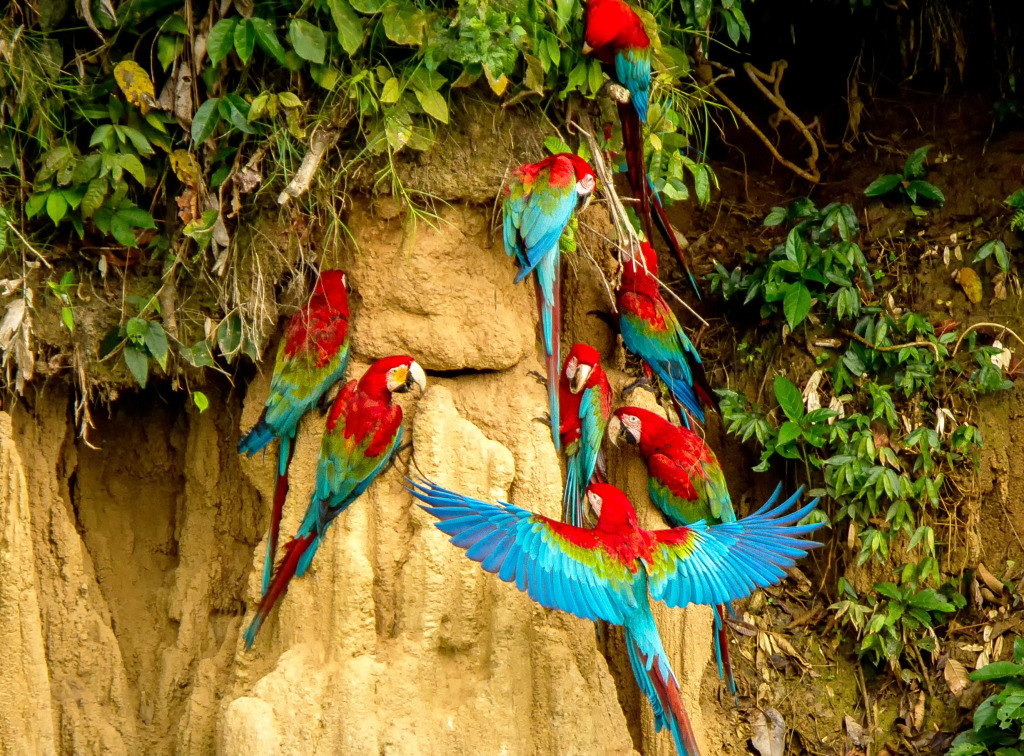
[586,489,602,518]
[400,360,427,394]
[582,42,593,55]
[569,364,592,395]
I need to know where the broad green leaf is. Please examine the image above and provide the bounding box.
[110,215,137,247]
[144,321,169,370]
[123,343,149,387]
[974,239,1010,272]
[763,206,787,226]
[192,98,221,143]
[61,306,74,332]
[233,19,256,63]
[415,89,448,123]
[289,19,326,64]
[207,18,237,65]
[864,173,902,198]
[776,421,802,446]
[193,391,210,412]
[350,0,386,12]
[587,59,604,95]
[119,126,154,155]
[903,144,931,178]
[970,662,1024,682]
[278,91,302,108]
[217,314,242,356]
[179,340,216,367]
[907,588,954,612]
[554,0,573,31]
[544,136,572,155]
[774,375,805,422]
[46,192,68,223]
[1015,636,1024,664]
[115,154,147,185]
[118,207,156,229]
[907,180,944,204]
[219,94,255,134]
[328,0,364,55]
[381,2,425,46]
[783,282,812,329]
[251,17,287,64]
[380,77,401,103]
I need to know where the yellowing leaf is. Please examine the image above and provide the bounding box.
[483,64,508,96]
[956,267,983,304]
[114,60,157,114]
[169,150,201,186]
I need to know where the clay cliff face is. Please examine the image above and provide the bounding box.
[0,200,723,755]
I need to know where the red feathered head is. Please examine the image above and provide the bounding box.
[586,483,639,532]
[562,343,603,394]
[358,355,427,398]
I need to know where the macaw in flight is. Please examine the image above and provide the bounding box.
[238,270,351,596]
[408,476,821,756]
[504,153,597,451]
[610,405,738,699]
[243,355,426,649]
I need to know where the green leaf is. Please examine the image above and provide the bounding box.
[143,320,169,370]
[116,153,147,185]
[219,94,255,134]
[117,207,156,229]
[975,239,1010,272]
[46,192,68,223]
[61,306,74,332]
[587,59,604,95]
[907,588,954,612]
[415,88,448,124]
[328,0,364,55]
[774,375,805,422]
[864,173,903,198]
[192,98,221,143]
[381,2,425,46]
[234,19,256,63]
[1014,636,1024,664]
[251,17,287,65]
[289,19,327,63]
[350,0,386,11]
[776,421,802,446]
[217,314,242,356]
[380,77,401,103]
[207,18,237,65]
[783,282,812,329]
[903,144,931,178]
[179,340,216,367]
[123,343,150,387]
[907,180,944,204]
[110,215,137,247]
[970,662,1024,682]
[193,391,210,412]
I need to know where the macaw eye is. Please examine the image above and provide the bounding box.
[587,491,603,517]
[577,174,596,195]
[565,356,578,378]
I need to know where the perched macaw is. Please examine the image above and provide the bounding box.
[582,0,698,295]
[610,406,737,698]
[617,242,717,426]
[243,355,426,649]
[559,343,612,528]
[504,153,597,451]
[238,270,351,596]
[408,477,821,756]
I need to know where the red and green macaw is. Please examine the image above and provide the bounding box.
[610,406,737,698]
[408,477,821,756]
[504,153,597,451]
[238,270,351,597]
[243,355,426,649]
[617,243,717,426]
[583,0,698,295]
[559,343,612,528]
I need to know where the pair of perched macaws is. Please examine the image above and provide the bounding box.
[237,270,425,648]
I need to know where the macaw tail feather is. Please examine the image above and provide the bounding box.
[238,411,275,456]
[618,103,655,247]
[562,458,586,528]
[533,269,561,451]
[649,183,700,300]
[262,434,296,597]
[714,603,738,705]
[625,627,700,756]
[243,532,316,649]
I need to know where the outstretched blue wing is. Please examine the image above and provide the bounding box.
[646,485,824,608]
[408,476,639,624]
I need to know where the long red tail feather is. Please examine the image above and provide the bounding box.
[244,533,315,649]
[638,642,701,756]
[263,437,297,596]
[716,604,737,700]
